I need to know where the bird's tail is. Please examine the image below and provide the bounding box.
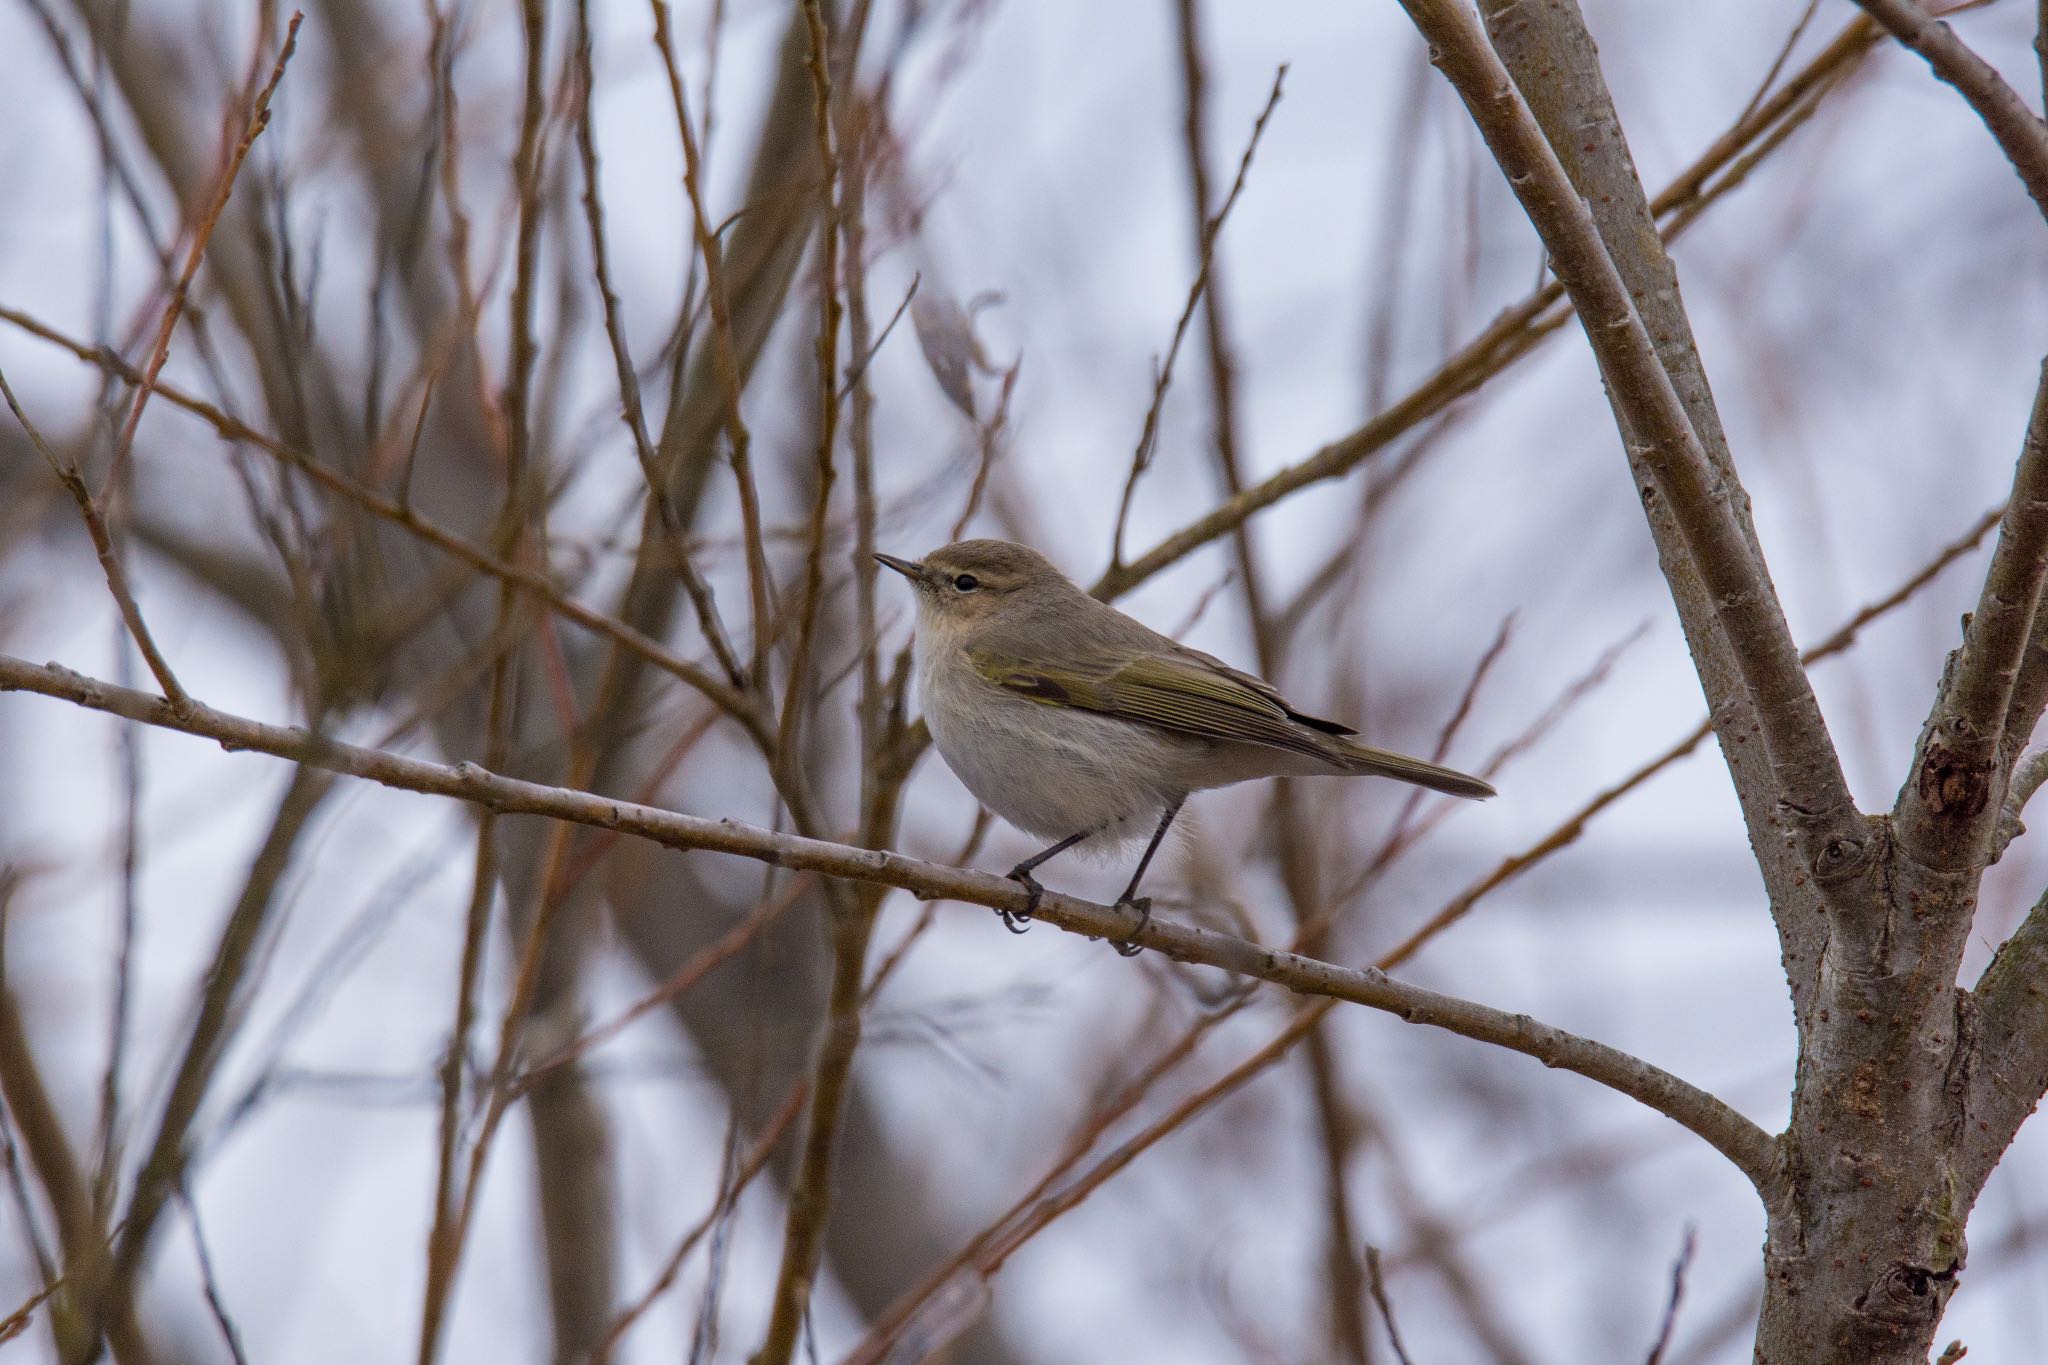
[1328,739,1496,800]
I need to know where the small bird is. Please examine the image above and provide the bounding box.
[877,540,1494,954]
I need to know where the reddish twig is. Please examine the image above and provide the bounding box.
[104,11,303,498]
[0,366,187,710]
[1109,64,1287,571]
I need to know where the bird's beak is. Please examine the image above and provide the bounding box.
[873,552,927,586]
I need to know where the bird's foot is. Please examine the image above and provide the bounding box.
[1110,895,1151,957]
[1001,866,1044,934]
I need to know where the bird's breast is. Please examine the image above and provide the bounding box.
[918,652,1191,844]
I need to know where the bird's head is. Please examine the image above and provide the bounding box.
[874,539,1073,631]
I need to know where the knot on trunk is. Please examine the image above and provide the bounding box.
[1917,740,1991,819]
[1852,1260,1959,1334]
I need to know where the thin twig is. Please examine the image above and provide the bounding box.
[416,10,591,1349]
[837,273,917,399]
[1735,0,1823,131]
[104,11,302,497]
[176,1185,250,1365]
[1174,0,1275,683]
[416,742,505,1365]
[571,0,745,688]
[751,6,867,1356]
[774,0,845,773]
[1363,1246,1416,1365]
[1643,1224,1698,1365]
[1110,64,1286,571]
[592,1080,807,1362]
[0,303,760,731]
[650,0,775,681]
[0,366,188,709]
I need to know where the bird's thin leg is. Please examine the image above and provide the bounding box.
[1110,798,1184,957]
[1003,826,1095,933]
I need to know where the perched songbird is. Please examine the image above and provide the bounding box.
[876,540,1494,954]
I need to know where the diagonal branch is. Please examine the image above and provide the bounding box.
[1095,11,1885,603]
[101,763,335,1347]
[0,304,759,731]
[105,11,301,495]
[0,947,150,1364]
[1849,0,2048,218]
[1964,880,2048,1194]
[1396,0,1858,855]
[0,652,1785,1202]
[1899,358,2048,866]
[1470,0,1885,1025]
[1998,370,2048,759]
[0,366,187,711]
[1108,63,1287,572]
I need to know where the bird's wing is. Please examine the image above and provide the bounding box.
[1171,645,1357,736]
[968,645,1341,760]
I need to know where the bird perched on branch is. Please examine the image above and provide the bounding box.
[877,539,1494,955]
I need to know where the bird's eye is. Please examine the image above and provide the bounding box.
[952,573,980,592]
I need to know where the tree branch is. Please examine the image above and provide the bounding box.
[1396,0,1859,857]
[0,952,147,1364]
[1962,881,2048,1194]
[2001,389,2048,756]
[1095,11,1885,604]
[1898,357,2048,868]
[1849,0,2048,219]
[0,651,1785,1202]
[0,304,759,732]
[1475,0,1854,1023]
[0,365,188,711]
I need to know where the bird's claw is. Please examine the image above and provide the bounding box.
[1001,868,1044,934]
[1111,896,1151,957]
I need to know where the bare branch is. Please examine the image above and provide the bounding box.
[1109,64,1286,572]
[1096,11,1883,603]
[0,652,1786,1203]
[103,764,334,1348]
[0,366,187,710]
[650,0,775,680]
[1849,0,2048,218]
[1899,358,2048,868]
[1399,0,1858,853]
[1644,1224,1699,1365]
[570,0,745,688]
[0,304,760,731]
[1363,1246,1417,1365]
[105,11,302,494]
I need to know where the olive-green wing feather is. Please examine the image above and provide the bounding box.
[969,647,1344,761]
[1175,646,1358,736]
[969,645,1495,799]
